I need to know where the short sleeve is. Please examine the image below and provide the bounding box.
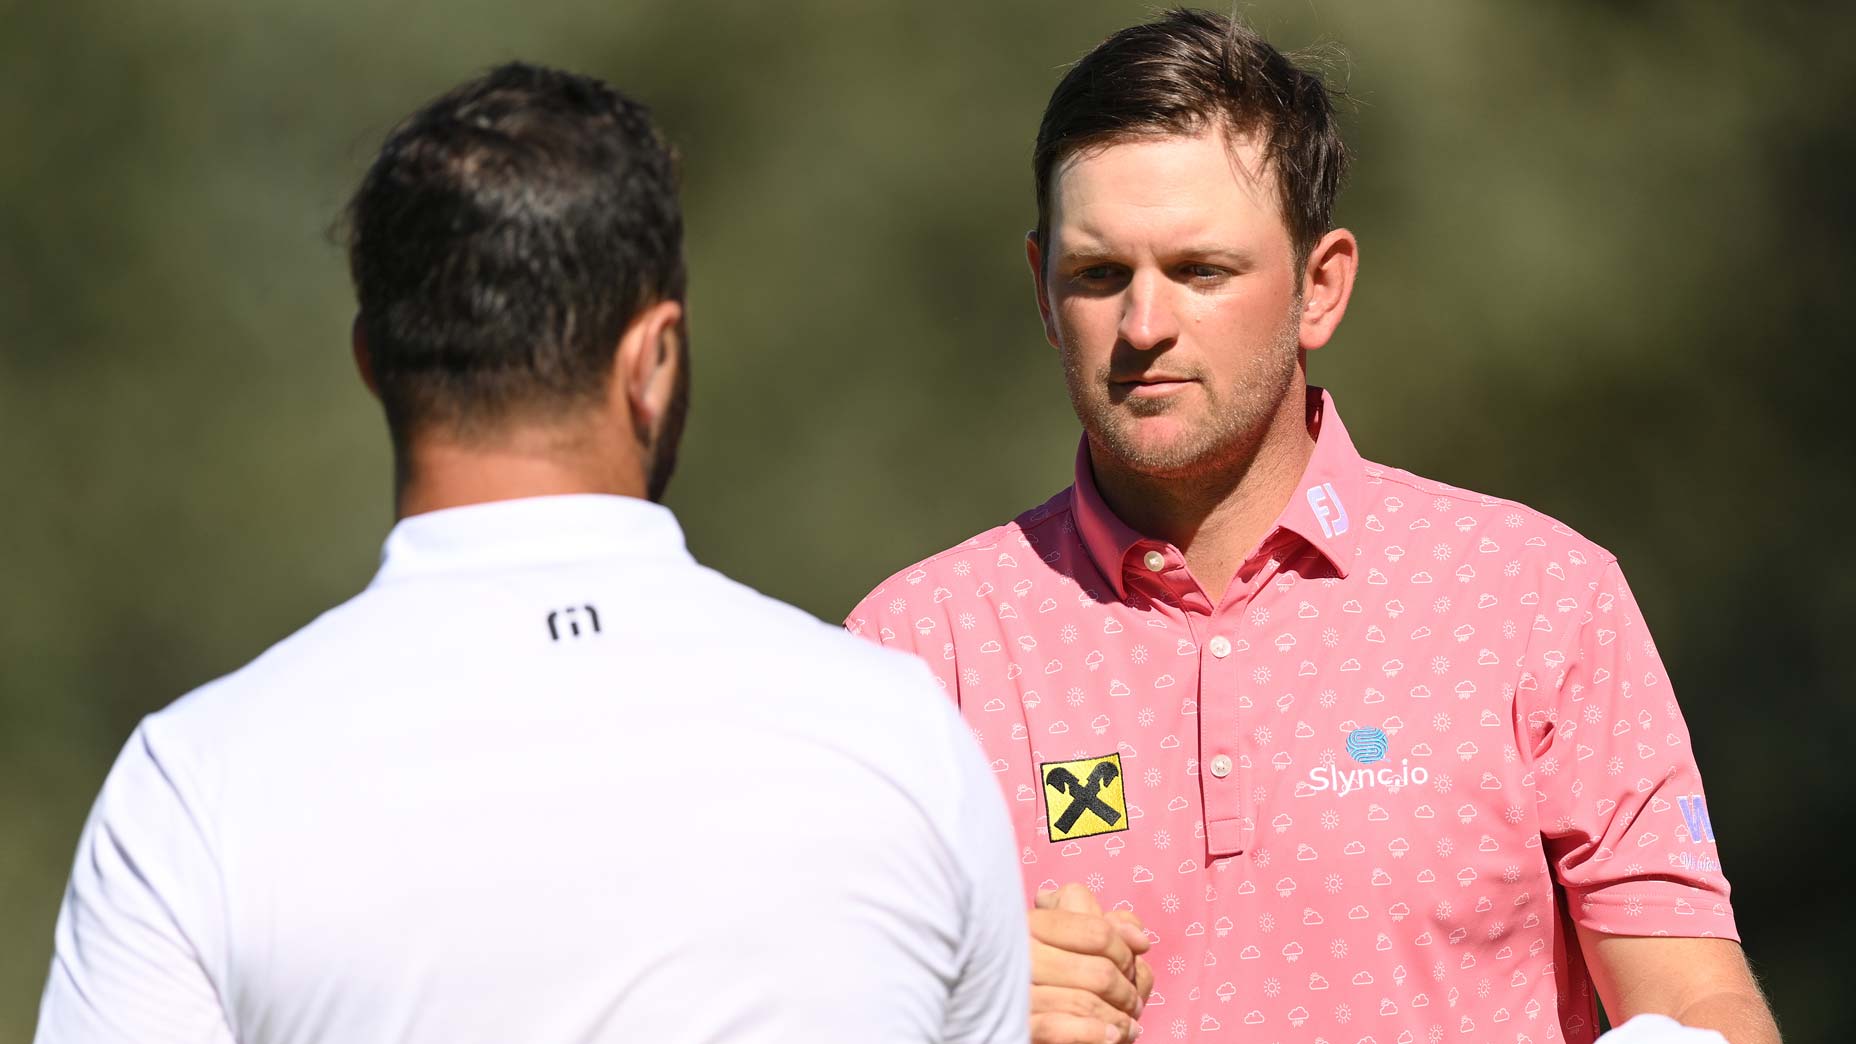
[1522,559,1737,939]
[35,722,235,1044]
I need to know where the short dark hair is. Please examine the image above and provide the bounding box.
[344,62,684,445]
[1033,9,1348,267]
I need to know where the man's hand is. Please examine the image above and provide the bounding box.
[1028,883,1155,1044]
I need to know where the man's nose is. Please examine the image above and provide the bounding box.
[1117,270,1179,352]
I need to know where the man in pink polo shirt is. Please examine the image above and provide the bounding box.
[847,11,1780,1044]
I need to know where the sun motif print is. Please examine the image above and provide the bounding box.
[848,389,1735,1044]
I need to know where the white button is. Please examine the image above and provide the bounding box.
[1208,636,1231,658]
[1209,754,1232,778]
[1142,550,1166,572]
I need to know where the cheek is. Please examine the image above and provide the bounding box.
[1194,292,1295,347]
[1053,296,1117,352]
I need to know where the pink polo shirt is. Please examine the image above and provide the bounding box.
[848,388,1735,1044]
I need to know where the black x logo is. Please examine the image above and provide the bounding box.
[1045,760,1122,832]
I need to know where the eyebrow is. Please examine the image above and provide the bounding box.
[1054,245,1260,268]
[1174,246,1258,267]
[1054,247,1119,268]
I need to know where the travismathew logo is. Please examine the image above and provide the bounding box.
[1305,727,1429,797]
[547,604,601,641]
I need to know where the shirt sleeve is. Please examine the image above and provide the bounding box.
[35,721,235,1044]
[1521,558,1737,939]
[937,687,1032,1044]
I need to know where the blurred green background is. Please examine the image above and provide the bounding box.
[3,0,1849,1039]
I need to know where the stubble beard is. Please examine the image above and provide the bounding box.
[1063,305,1303,482]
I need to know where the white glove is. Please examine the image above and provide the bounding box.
[1597,1014,1730,1044]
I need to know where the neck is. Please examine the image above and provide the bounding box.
[1090,382,1316,605]
[394,427,647,520]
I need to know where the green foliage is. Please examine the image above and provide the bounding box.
[3,1,1849,1038]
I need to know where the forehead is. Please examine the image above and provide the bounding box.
[1048,128,1284,247]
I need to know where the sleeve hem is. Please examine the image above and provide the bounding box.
[1568,888,1740,942]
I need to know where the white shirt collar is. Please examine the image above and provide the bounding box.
[369,494,689,586]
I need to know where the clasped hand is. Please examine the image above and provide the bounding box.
[1028,883,1156,1044]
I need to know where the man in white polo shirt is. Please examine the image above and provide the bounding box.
[34,63,1028,1044]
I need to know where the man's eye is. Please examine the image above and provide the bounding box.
[1184,264,1226,280]
[1077,265,1114,280]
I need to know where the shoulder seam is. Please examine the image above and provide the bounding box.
[856,494,1076,597]
[1358,460,1618,561]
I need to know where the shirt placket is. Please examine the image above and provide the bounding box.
[1194,544,1288,862]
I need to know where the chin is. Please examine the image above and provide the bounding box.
[1121,413,1198,451]
[1093,419,1212,476]
[1088,397,1270,478]
[1125,447,1222,479]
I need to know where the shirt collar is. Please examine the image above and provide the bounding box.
[369,494,690,586]
[1072,386,1367,601]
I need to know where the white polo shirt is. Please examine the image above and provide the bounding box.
[36,495,1028,1044]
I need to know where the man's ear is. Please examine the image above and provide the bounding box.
[352,315,380,398]
[1025,232,1062,350]
[613,298,685,444]
[1298,228,1359,352]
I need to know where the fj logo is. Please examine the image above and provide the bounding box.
[1307,482,1349,539]
[1041,753,1129,842]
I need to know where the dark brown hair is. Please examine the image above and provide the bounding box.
[1033,8,1348,267]
[344,62,685,446]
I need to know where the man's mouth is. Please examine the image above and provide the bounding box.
[1113,374,1197,398]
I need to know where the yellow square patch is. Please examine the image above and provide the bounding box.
[1041,753,1129,842]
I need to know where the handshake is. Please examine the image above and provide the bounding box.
[1030,884,1157,1044]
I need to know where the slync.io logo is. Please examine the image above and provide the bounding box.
[1306,727,1428,797]
[1345,727,1388,765]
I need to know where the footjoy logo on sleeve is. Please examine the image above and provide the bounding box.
[1307,482,1349,539]
[1306,727,1429,797]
